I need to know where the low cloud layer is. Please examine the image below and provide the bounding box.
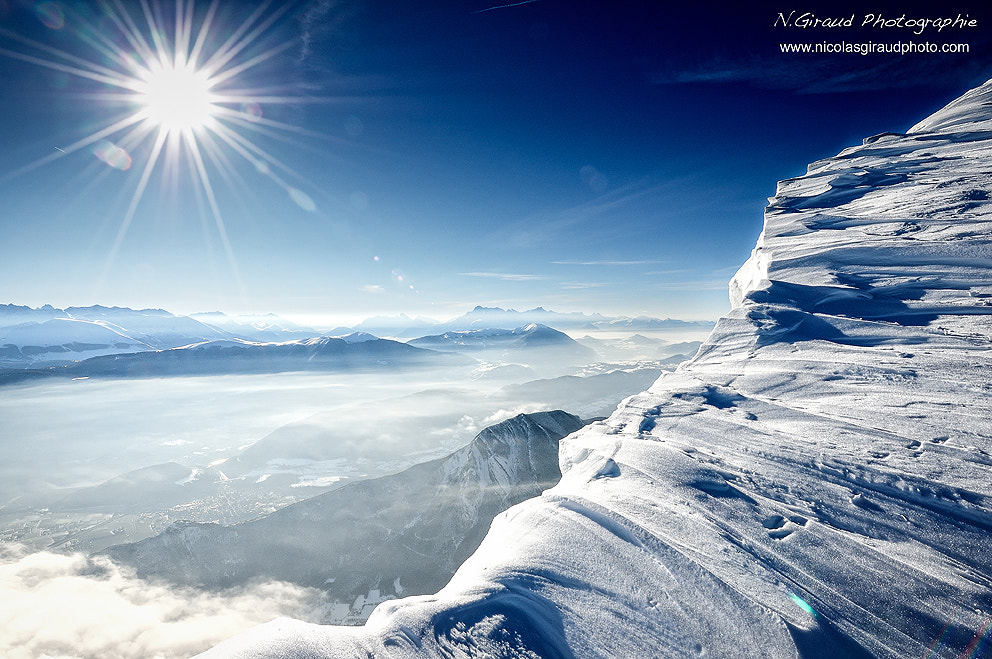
[0,546,321,659]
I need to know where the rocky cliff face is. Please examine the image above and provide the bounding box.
[197,81,992,659]
[108,411,584,615]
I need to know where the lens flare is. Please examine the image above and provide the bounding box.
[923,602,964,659]
[961,617,991,659]
[288,187,316,212]
[94,141,133,171]
[239,101,262,121]
[787,591,818,617]
[34,2,64,30]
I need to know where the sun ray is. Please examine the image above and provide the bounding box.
[0,33,141,91]
[69,6,152,79]
[210,120,302,185]
[0,113,147,182]
[100,127,170,287]
[174,0,194,68]
[140,0,171,70]
[207,38,298,87]
[186,0,221,69]
[214,104,344,150]
[185,128,247,300]
[200,0,280,75]
[193,127,248,194]
[164,131,185,200]
[106,0,160,67]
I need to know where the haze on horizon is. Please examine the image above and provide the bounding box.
[2,1,989,323]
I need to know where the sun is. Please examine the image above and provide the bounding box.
[137,62,217,133]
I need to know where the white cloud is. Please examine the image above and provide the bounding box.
[551,260,664,266]
[297,0,333,62]
[0,546,321,659]
[473,0,543,13]
[641,269,691,276]
[482,405,546,427]
[496,178,677,248]
[459,272,545,281]
[648,53,980,95]
[649,279,730,291]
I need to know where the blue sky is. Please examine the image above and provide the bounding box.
[1,0,989,324]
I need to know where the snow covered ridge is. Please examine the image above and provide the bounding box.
[199,80,991,658]
[730,79,992,320]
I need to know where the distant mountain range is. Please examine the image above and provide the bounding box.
[409,323,585,351]
[0,304,714,378]
[0,340,473,388]
[352,305,714,338]
[188,311,320,342]
[575,334,703,362]
[0,304,232,347]
[407,323,598,370]
[106,411,587,620]
[0,305,319,368]
[64,337,473,379]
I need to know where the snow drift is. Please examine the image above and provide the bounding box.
[197,81,992,658]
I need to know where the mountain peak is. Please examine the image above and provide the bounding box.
[468,305,508,314]
[908,77,992,134]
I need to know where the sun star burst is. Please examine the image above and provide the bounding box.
[0,0,328,303]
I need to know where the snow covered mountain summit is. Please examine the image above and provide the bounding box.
[198,82,992,658]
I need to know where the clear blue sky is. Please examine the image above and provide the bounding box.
[1,1,989,324]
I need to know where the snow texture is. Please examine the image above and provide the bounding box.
[196,81,992,658]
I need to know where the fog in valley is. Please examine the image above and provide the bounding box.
[0,325,706,659]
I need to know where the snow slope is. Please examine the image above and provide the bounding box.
[197,82,992,658]
[0,318,154,366]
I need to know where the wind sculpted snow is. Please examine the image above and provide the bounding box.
[196,81,992,658]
